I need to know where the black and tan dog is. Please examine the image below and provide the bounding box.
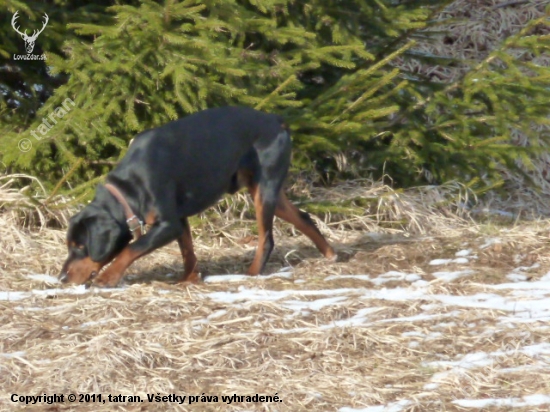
[60,106,336,287]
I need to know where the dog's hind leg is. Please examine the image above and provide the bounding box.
[246,184,277,275]
[246,128,292,275]
[177,217,200,283]
[274,191,336,260]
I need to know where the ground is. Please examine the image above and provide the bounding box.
[1,210,550,411]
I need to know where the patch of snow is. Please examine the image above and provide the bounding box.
[432,292,550,320]
[274,307,383,334]
[204,274,250,283]
[370,272,420,285]
[0,291,28,301]
[0,285,90,302]
[339,399,411,412]
[191,318,209,327]
[14,306,41,312]
[516,343,550,357]
[499,365,549,374]
[429,259,452,266]
[207,310,228,320]
[455,249,471,257]
[453,394,550,408]
[283,296,348,311]
[425,343,550,385]
[0,351,26,359]
[325,275,374,282]
[205,287,360,305]
[26,274,60,284]
[431,270,474,282]
[477,208,515,218]
[34,285,90,297]
[325,272,420,285]
[263,271,293,280]
[276,309,459,334]
[516,263,540,272]
[412,280,429,288]
[435,321,457,329]
[488,280,550,291]
[34,359,51,365]
[480,238,501,249]
[402,331,425,337]
[204,274,550,326]
[429,258,469,266]
[378,311,460,325]
[506,263,540,282]
[506,273,527,282]
[80,319,113,328]
[204,270,293,283]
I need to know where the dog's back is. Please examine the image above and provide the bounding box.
[109,106,288,216]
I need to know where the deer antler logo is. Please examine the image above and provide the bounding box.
[11,11,49,54]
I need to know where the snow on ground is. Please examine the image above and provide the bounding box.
[452,394,550,409]
[26,274,61,284]
[480,237,502,249]
[2,244,550,410]
[204,269,293,283]
[325,271,421,285]
[198,276,550,329]
[455,249,471,257]
[0,284,89,301]
[200,255,550,409]
[428,257,470,265]
[423,343,550,389]
[339,399,412,412]
[431,269,474,282]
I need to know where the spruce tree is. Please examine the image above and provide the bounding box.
[1,0,549,197]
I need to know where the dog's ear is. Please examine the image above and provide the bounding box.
[85,212,123,263]
[67,209,91,246]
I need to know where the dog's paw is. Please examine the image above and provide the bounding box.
[91,275,121,288]
[325,248,338,262]
[178,271,202,285]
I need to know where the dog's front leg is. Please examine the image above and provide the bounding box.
[93,221,182,287]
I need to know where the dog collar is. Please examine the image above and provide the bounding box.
[104,183,144,239]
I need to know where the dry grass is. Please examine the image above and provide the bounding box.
[0,173,77,229]
[393,0,550,215]
[396,0,550,84]
[3,2,550,410]
[2,171,550,411]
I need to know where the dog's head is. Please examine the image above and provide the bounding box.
[60,203,131,284]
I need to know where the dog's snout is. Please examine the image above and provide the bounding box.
[59,272,69,283]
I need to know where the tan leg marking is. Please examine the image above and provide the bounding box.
[275,192,336,260]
